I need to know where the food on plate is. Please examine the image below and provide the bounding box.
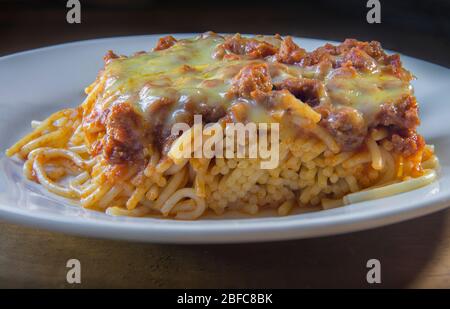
[6,32,438,219]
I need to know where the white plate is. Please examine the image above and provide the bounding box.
[0,34,449,244]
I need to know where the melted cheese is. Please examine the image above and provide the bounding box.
[97,33,413,138]
[326,70,411,123]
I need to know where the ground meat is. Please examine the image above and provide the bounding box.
[217,34,278,59]
[183,100,226,124]
[154,35,177,51]
[104,35,422,161]
[391,130,425,157]
[336,40,415,80]
[375,95,422,156]
[375,95,420,130]
[103,103,144,164]
[275,36,307,64]
[103,50,119,64]
[385,54,413,81]
[340,47,377,71]
[318,106,367,151]
[144,97,174,152]
[229,63,273,98]
[298,43,338,67]
[274,77,323,107]
[316,94,420,153]
[298,39,388,71]
[338,39,386,61]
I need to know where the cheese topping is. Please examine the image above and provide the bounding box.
[87,32,419,160]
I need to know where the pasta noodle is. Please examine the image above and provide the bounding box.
[5,33,439,220]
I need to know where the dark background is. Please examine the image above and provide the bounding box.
[0,0,449,66]
[1,0,450,289]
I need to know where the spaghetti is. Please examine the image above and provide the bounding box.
[6,32,438,219]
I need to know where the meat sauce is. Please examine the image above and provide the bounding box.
[84,32,422,164]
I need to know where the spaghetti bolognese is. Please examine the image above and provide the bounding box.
[6,32,438,219]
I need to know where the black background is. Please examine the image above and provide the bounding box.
[0,0,449,66]
[0,0,450,289]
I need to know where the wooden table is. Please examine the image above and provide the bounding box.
[1,1,449,289]
[1,209,449,288]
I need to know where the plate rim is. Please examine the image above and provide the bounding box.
[0,188,448,243]
[0,34,449,244]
